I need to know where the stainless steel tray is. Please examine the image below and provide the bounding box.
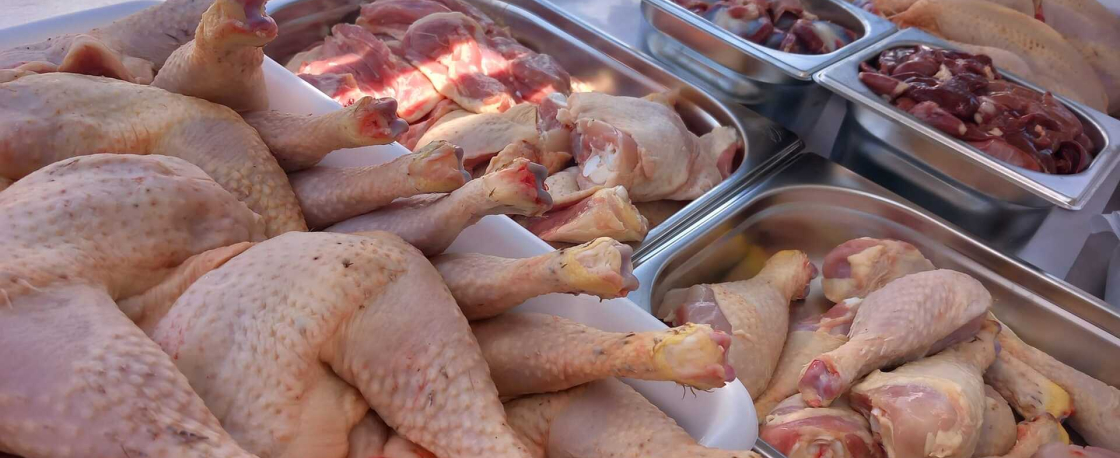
[816,28,1120,212]
[639,0,893,134]
[264,0,803,253]
[631,154,1120,417]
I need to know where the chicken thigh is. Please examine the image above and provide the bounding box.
[1,154,265,458]
[997,324,1120,451]
[504,378,763,458]
[759,395,882,458]
[658,250,817,396]
[821,238,934,303]
[402,13,516,113]
[152,0,277,112]
[152,231,533,458]
[0,72,305,236]
[848,320,1000,458]
[798,270,992,407]
[325,158,552,255]
[432,238,637,320]
[472,313,733,397]
[975,385,1017,457]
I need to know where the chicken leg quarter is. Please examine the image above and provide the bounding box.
[152,231,533,458]
[1,154,265,458]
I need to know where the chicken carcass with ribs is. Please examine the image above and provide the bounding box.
[152,230,536,458]
[472,313,734,397]
[432,237,637,320]
[288,23,444,122]
[848,319,1000,458]
[505,378,763,458]
[657,250,817,396]
[556,92,741,202]
[759,395,882,458]
[798,269,992,407]
[821,238,935,303]
[326,158,553,255]
[0,154,266,458]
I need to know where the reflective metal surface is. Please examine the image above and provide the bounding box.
[631,154,1120,415]
[816,28,1120,211]
[264,0,803,252]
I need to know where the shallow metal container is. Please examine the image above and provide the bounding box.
[265,0,803,252]
[639,0,894,132]
[816,28,1120,219]
[630,154,1120,434]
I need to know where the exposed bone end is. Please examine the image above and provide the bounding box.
[481,158,553,216]
[344,96,409,145]
[554,237,638,298]
[199,0,279,48]
[652,323,735,391]
[409,141,470,193]
[757,250,818,301]
[798,358,843,407]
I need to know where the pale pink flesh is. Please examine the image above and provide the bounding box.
[822,238,883,278]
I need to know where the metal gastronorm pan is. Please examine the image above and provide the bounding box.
[639,0,895,132]
[816,27,1120,213]
[264,0,804,253]
[630,154,1120,433]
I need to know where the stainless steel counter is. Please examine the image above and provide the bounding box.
[545,0,1120,293]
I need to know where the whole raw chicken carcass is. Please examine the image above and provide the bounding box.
[798,269,992,407]
[472,313,734,397]
[556,92,741,202]
[0,154,266,458]
[504,378,764,458]
[890,0,1109,112]
[658,250,817,396]
[759,394,882,458]
[432,237,638,320]
[151,230,535,458]
[848,319,1000,458]
[996,323,1120,451]
[0,0,211,82]
[820,237,934,303]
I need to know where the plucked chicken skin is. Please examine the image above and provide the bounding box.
[974,385,1018,457]
[821,237,934,303]
[152,231,534,458]
[1,154,266,458]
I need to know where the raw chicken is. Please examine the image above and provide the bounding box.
[432,237,638,320]
[289,141,470,229]
[325,158,552,255]
[358,0,453,40]
[984,347,1074,420]
[152,231,534,458]
[472,313,734,396]
[523,186,650,243]
[558,92,740,201]
[975,385,1018,457]
[400,98,462,150]
[1033,443,1120,458]
[152,0,277,112]
[0,154,265,458]
[0,0,210,80]
[402,13,516,113]
[659,250,817,396]
[346,412,439,458]
[997,324,1120,451]
[415,103,540,168]
[504,378,763,458]
[820,238,934,303]
[299,72,365,105]
[1039,0,1120,114]
[759,395,882,458]
[242,96,408,172]
[485,140,571,175]
[848,320,1000,458]
[0,73,306,236]
[890,0,1109,112]
[753,298,860,422]
[982,415,1068,458]
[540,166,602,208]
[292,24,444,122]
[798,270,992,407]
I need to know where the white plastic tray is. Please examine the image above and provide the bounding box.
[0,2,757,449]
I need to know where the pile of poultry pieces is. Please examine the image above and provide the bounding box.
[656,237,1120,458]
[1,0,1119,457]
